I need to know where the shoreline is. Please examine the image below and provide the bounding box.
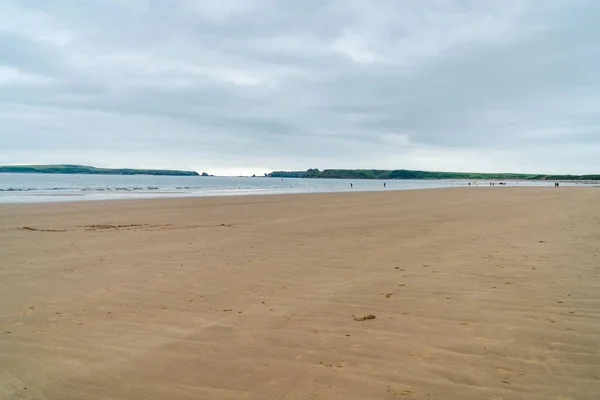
[0,184,452,206]
[0,184,586,207]
[1,179,594,205]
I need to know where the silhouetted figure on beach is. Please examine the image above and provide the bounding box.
[350,183,353,188]
[384,182,386,188]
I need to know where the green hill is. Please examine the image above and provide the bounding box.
[0,165,200,176]
[267,169,599,181]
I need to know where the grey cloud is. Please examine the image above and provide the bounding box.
[1,0,599,175]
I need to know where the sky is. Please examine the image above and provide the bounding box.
[1,0,599,176]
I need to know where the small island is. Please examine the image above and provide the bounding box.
[0,165,200,176]
[266,169,600,181]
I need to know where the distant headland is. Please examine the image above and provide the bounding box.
[0,165,200,176]
[266,169,600,181]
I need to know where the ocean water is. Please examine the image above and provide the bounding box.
[0,173,581,203]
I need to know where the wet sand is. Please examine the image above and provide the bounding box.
[1,188,599,399]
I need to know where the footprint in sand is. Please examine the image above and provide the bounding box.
[387,386,414,397]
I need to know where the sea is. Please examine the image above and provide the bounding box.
[0,173,586,204]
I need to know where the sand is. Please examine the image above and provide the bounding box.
[1,188,599,399]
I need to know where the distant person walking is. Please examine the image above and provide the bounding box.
[350,183,353,188]
[384,182,386,188]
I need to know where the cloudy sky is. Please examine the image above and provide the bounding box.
[1,0,598,175]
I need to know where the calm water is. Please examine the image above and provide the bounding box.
[0,173,581,203]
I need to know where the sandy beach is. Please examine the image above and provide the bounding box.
[1,187,599,400]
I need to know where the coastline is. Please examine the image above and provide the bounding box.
[2,188,599,399]
[0,173,592,204]
[0,184,452,206]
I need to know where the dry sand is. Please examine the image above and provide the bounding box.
[1,188,599,399]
